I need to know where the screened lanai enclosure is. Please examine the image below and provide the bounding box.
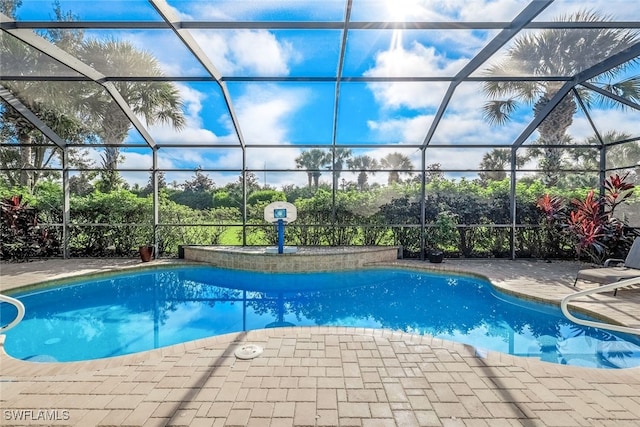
[1,0,639,262]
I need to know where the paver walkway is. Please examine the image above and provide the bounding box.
[1,258,639,426]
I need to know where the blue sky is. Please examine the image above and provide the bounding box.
[9,0,640,188]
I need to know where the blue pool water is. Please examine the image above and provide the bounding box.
[2,265,639,368]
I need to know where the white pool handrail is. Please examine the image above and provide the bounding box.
[0,294,25,333]
[561,277,640,336]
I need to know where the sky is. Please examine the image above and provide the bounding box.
[8,0,640,189]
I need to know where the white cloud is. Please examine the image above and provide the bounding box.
[119,151,153,169]
[111,30,205,77]
[535,1,640,21]
[369,42,467,78]
[568,108,640,142]
[455,0,529,21]
[79,0,640,191]
[354,0,528,22]
[366,80,449,110]
[363,30,487,109]
[367,115,432,144]
[191,30,294,76]
[143,83,233,145]
[139,82,313,188]
[116,26,297,78]
[235,83,309,144]
[231,31,296,75]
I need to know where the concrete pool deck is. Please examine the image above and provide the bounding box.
[1,257,639,426]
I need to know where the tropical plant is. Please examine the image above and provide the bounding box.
[380,152,414,185]
[536,173,636,263]
[247,189,286,206]
[346,155,379,191]
[535,193,567,257]
[332,147,352,180]
[138,170,167,196]
[0,0,20,17]
[482,10,640,186]
[159,198,239,255]
[295,149,331,188]
[478,148,529,184]
[444,194,489,257]
[75,38,185,191]
[0,195,59,260]
[605,138,640,185]
[0,3,186,194]
[0,4,89,192]
[0,69,96,193]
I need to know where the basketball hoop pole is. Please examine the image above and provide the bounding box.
[264,202,297,255]
[277,219,285,254]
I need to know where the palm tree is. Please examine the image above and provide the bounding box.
[380,152,414,185]
[563,131,640,186]
[295,149,331,188]
[1,3,186,193]
[347,155,379,191]
[482,10,640,186]
[478,148,529,183]
[77,38,186,191]
[0,0,19,17]
[332,147,352,180]
[0,28,94,191]
[604,137,640,173]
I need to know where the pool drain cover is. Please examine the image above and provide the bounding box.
[234,344,263,360]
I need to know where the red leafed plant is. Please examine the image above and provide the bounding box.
[535,193,566,257]
[0,195,59,261]
[566,202,605,260]
[536,173,637,264]
[536,194,565,222]
[603,172,634,210]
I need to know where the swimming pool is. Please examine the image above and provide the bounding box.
[2,265,639,368]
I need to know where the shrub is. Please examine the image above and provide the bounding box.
[0,195,60,261]
[536,173,637,263]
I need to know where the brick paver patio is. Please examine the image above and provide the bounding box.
[1,258,639,426]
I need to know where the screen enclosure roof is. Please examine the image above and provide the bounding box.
[1,0,640,168]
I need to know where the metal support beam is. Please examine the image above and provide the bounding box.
[148,0,246,149]
[513,41,640,149]
[580,81,640,111]
[330,0,353,228]
[420,148,427,261]
[242,149,248,246]
[152,147,159,255]
[0,86,66,149]
[574,87,606,193]
[6,19,640,31]
[0,16,157,149]
[510,147,518,260]
[62,147,70,259]
[599,145,607,196]
[573,88,604,148]
[420,0,554,148]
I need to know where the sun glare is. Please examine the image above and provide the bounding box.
[383,0,422,21]
[382,0,424,51]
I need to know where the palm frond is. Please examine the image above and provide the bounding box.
[591,76,640,109]
[482,99,517,126]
